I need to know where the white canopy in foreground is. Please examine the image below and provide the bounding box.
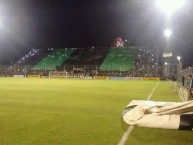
[122,100,193,131]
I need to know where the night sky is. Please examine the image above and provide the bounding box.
[0,0,192,67]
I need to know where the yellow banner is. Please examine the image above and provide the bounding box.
[27,75,40,78]
[94,76,109,80]
[142,77,160,80]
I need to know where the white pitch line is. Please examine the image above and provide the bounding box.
[147,82,159,101]
[117,126,134,145]
[117,81,159,145]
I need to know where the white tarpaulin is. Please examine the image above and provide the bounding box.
[122,100,193,130]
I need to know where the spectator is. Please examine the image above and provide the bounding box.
[182,76,185,86]
[188,75,193,98]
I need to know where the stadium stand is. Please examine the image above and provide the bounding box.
[32,49,74,70]
[59,47,110,76]
[133,46,160,77]
[60,47,110,77]
[66,47,110,65]
[99,48,135,71]
[14,49,53,65]
[0,46,162,77]
[4,49,54,76]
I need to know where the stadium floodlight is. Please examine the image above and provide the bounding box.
[156,0,184,17]
[177,56,181,63]
[164,29,172,38]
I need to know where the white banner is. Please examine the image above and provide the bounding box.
[163,53,173,58]
[14,75,25,78]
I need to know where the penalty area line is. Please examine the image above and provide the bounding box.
[117,81,159,145]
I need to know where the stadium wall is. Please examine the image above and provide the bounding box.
[169,81,191,101]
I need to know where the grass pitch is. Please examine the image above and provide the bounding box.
[0,78,192,145]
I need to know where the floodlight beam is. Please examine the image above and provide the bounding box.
[156,0,184,17]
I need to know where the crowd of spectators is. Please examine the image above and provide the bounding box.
[0,49,54,76]
[0,46,163,77]
[66,47,110,66]
[133,46,161,77]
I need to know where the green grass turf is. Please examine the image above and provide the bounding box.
[0,78,191,145]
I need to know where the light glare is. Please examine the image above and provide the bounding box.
[164,29,172,38]
[177,56,181,63]
[156,0,184,17]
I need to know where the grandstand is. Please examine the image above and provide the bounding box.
[15,49,53,65]
[4,49,54,76]
[99,48,135,71]
[0,46,163,77]
[65,47,110,66]
[59,47,110,76]
[134,46,161,77]
[32,49,74,71]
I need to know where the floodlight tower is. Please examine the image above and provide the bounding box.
[163,28,172,52]
[177,56,181,64]
[176,56,182,81]
[164,61,168,78]
[156,0,185,79]
[163,28,173,78]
